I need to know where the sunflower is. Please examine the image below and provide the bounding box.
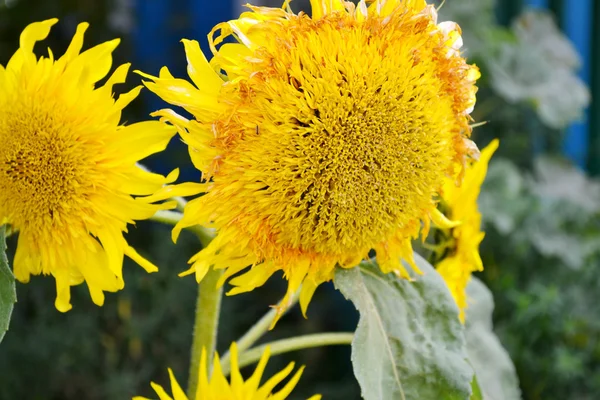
[134,343,320,400]
[0,19,177,312]
[435,139,498,322]
[140,0,480,322]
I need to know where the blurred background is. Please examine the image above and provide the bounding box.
[0,0,599,399]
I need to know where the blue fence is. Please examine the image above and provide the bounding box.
[132,0,236,179]
[560,0,594,168]
[522,0,597,170]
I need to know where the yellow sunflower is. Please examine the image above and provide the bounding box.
[0,19,177,312]
[134,343,320,400]
[435,139,498,322]
[140,0,480,322]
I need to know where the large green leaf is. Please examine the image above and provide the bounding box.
[0,225,16,343]
[334,253,473,400]
[465,278,521,400]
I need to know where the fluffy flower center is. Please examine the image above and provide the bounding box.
[211,12,463,256]
[139,1,480,321]
[0,97,91,230]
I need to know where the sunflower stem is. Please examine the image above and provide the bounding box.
[149,210,214,246]
[149,209,182,226]
[149,209,218,397]
[187,267,224,398]
[222,333,355,376]
[173,196,188,213]
[219,289,301,372]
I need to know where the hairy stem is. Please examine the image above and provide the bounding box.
[173,196,188,213]
[187,268,224,398]
[150,209,219,397]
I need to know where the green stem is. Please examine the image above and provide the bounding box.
[149,209,182,226]
[150,209,219,397]
[223,333,355,376]
[219,289,301,372]
[187,267,224,398]
[150,210,214,247]
[173,196,188,213]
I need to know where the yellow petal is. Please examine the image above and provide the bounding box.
[66,38,120,85]
[125,246,159,273]
[246,344,271,392]
[60,22,88,64]
[149,382,175,400]
[181,39,222,94]
[229,343,244,393]
[299,279,319,318]
[20,18,58,54]
[271,366,306,400]
[54,269,73,312]
[256,362,295,397]
[431,208,461,229]
[198,348,209,397]
[167,369,187,400]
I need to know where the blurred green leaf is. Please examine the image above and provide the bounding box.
[488,10,590,129]
[532,157,600,213]
[479,159,529,235]
[0,225,16,343]
[465,278,521,400]
[436,0,497,57]
[334,254,473,400]
[513,10,581,69]
[471,378,484,400]
[480,154,600,399]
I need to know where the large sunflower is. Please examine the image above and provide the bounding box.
[0,19,177,312]
[141,0,480,322]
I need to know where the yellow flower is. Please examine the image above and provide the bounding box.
[140,0,480,323]
[0,19,177,312]
[134,343,321,400]
[435,139,499,322]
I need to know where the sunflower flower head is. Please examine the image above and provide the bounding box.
[0,19,177,312]
[134,343,321,400]
[434,139,498,322]
[140,0,480,323]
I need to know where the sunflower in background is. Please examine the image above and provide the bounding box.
[141,0,480,323]
[435,139,499,322]
[135,342,320,400]
[0,19,177,312]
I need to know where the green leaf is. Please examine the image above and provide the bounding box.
[0,225,16,343]
[334,253,473,400]
[470,378,484,400]
[488,10,590,129]
[465,278,521,400]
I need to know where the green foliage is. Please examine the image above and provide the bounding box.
[438,0,590,169]
[479,158,600,399]
[465,278,521,400]
[440,2,598,399]
[487,11,589,129]
[334,254,473,400]
[0,226,16,343]
[440,2,589,131]
[470,378,484,400]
